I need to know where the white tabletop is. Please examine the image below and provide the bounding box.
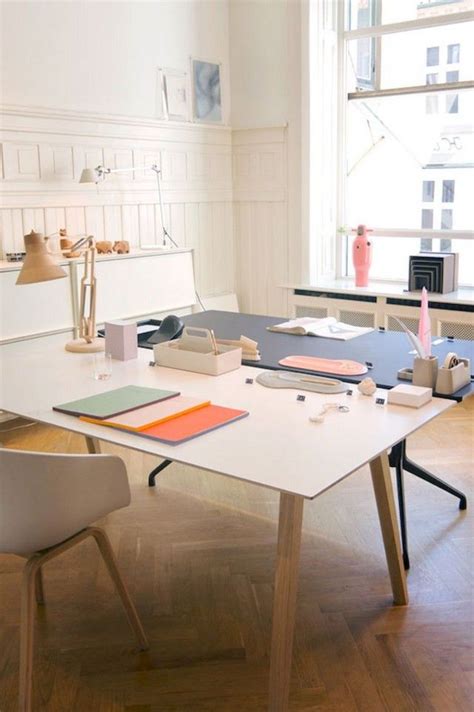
[0,342,453,499]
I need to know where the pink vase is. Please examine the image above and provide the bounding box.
[352,225,373,287]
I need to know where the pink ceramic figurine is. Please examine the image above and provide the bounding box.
[352,224,373,287]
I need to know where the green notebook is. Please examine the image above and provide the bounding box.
[53,385,180,420]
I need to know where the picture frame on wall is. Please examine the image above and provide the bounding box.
[157,68,189,122]
[191,57,223,124]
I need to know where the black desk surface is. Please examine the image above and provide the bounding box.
[182,310,474,402]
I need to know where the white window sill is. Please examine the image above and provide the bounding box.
[283,278,474,306]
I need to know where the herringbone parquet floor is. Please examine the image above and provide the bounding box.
[0,398,472,711]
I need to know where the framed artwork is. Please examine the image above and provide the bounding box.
[191,58,223,124]
[157,68,189,122]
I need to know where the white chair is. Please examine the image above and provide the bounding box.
[0,448,149,712]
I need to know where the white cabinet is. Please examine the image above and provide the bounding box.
[0,249,196,344]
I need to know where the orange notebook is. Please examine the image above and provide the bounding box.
[81,396,210,432]
[135,404,249,445]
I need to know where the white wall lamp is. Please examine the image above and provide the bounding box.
[79,164,178,250]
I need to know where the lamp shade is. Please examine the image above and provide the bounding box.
[16,231,67,285]
[79,168,99,183]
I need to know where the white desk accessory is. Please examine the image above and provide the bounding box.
[358,377,377,395]
[256,370,347,394]
[387,384,432,408]
[309,403,350,423]
[153,327,241,376]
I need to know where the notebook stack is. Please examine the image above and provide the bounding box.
[54,385,248,445]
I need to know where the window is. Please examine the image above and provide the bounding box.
[422,181,435,201]
[447,43,460,63]
[338,1,474,287]
[442,179,455,202]
[427,46,439,65]
[422,209,434,228]
[446,93,459,113]
[441,208,453,229]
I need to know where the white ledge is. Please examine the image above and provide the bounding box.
[283,278,474,306]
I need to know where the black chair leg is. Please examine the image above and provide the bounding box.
[148,459,173,487]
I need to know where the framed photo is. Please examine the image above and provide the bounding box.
[157,68,189,122]
[191,58,223,124]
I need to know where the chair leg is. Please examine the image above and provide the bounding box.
[19,557,41,712]
[35,567,45,605]
[90,527,149,650]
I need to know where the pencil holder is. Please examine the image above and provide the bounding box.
[413,356,438,389]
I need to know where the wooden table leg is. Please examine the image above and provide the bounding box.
[85,436,101,454]
[268,492,304,712]
[370,452,409,606]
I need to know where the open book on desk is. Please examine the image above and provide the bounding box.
[267,317,373,341]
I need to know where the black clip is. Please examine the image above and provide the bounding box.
[365,361,374,370]
[378,326,385,332]
[376,397,385,405]
[447,335,455,342]
[346,389,353,396]
[296,394,306,402]
[245,378,254,384]
[149,361,156,367]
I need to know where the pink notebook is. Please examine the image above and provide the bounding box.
[81,396,210,432]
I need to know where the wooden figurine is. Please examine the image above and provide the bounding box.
[113,241,130,254]
[96,241,113,254]
[59,230,80,258]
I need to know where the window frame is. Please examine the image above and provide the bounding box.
[335,3,474,281]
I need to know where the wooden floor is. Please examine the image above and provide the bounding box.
[0,399,473,711]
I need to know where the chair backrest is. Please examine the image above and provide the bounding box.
[0,449,130,555]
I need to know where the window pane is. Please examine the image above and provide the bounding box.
[422,180,435,201]
[427,46,439,66]
[447,43,460,64]
[347,23,473,93]
[422,209,434,228]
[446,70,459,83]
[442,179,455,202]
[441,208,453,229]
[440,238,452,252]
[446,93,459,113]
[425,94,438,113]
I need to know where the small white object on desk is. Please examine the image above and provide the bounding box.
[358,377,377,396]
[387,384,432,408]
[105,321,138,361]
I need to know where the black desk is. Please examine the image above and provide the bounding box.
[145,309,471,569]
[182,310,474,402]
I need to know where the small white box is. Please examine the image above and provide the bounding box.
[387,384,432,408]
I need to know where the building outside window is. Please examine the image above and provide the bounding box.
[339,0,474,286]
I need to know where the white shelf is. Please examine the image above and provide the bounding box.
[284,278,474,307]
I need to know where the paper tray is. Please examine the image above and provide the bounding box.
[153,327,242,376]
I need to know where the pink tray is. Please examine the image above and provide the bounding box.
[279,355,368,376]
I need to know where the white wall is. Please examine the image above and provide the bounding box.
[0,0,300,318]
[229,0,288,128]
[0,0,230,122]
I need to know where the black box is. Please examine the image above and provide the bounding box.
[408,252,458,294]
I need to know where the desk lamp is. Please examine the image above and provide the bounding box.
[79,164,178,249]
[16,230,104,353]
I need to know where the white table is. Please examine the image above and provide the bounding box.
[0,342,453,711]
